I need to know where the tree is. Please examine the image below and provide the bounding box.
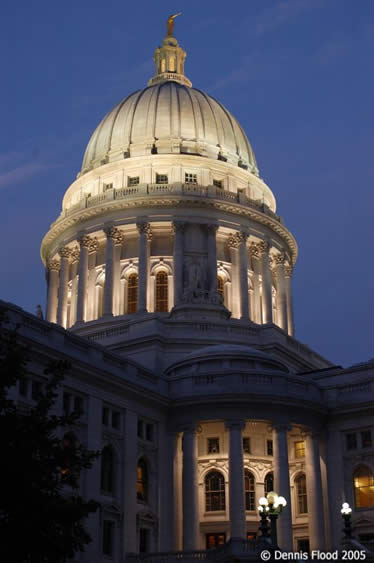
[0,310,100,562]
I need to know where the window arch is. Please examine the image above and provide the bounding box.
[155,271,168,312]
[264,472,274,496]
[354,465,374,508]
[244,470,255,511]
[217,276,225,300]
[127,273,138,313]
[101,445,115,494]
[295,473,308,514]
[205,471,225,511]
[137,458,148,502]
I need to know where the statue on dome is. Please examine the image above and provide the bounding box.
[167,13,182,36]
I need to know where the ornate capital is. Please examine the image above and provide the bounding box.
[249,243,260,258]
[227,233,241,249]
[274,251,286,266]
[104,227,124,245]
[70,246,80,263]
[58,246,71,259]
[78,235,92,249]
[137,222,152,241]
[258,240,270,256]
[285,265,293,278]
[47,260,60,272]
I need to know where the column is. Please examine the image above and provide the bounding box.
[182,426,199,550]
[46,260,60,323]
[227,234,240,318]
[159,429,179,551]
[273,424,293,550]
[238,231,250,319]
[274,252,288,332]
[305,432,326,551]
[56,247,71,327]
[226,421,246,539]
[172,222,185,306]
[69,247,80,326]
[76,235,97,323]
[123,409,138,553]
[136,222,152,313]
[207,224,219,295]
[285,266,295,336]
[258,241,273,323]
[104,227,123,316]
[249,244,262,323]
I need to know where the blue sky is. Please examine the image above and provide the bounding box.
[1,0,373,367]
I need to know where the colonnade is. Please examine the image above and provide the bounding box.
[45,222,294,335]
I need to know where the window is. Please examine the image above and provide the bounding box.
[264,472,274,495]
[127,273,138,313]
[206,533,226,549]
[112,411,120,430]
[217,277,224,300]
[156,173,168,184]
[205,471,225,511]
[295,474,308,514]
[168,56,176,72]
[19,378,28,397]
[102,407,109,426]
[145,423,154,442]
[103,182,113,191]
[213,179,223,188]
[354,466,374,508]
[361,431,372,449]
[32,381,42,401]
[346,433,357,450]
[155,271,168,312]
[63,391,84,416]
[185,173,197,184]
[297,539,310,554]
[137,458,148,502]
[295,440,305,458]
[128,176,140,187]
[137,420,144,438]
[139,528,149,553]
[101,446,114,494]
[73,396,83,415]
[103,520,114,556]
[243,437,251,454]
[207,438,220,454]
[267,439,273,456]
[161,58,166,73]
[244,470,255,511]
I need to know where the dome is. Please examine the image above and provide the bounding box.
[81,82,258,176]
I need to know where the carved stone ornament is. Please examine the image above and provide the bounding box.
[258,240,270,255]
[181,255,223,306]
[47,260,60,272]
[71,246,80,262]
[227,233,240,249]
[105,227,124,245]
[249,243,260,258]
[274,251,286,266]
[137,222,153,241]
[58,246,72,259]
[285,265,293,278]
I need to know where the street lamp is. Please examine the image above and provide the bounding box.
[258,491,287,548]
[341,502,353,539]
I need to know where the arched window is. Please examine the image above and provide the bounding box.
[217,276,224,301]
[168,56,176,72]
[205,471,225,511]
[155,271,168,312]
[127,273,138,313]
[354,466,374,508]
[137,458,148,502]
[101,446,114,494]
[264,472,274,496]
[295,473,308,514]
[161,59,166,73]
[244,470,255,511]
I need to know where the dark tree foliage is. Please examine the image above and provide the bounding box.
[0,310,100,562]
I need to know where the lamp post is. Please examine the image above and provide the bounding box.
[258,497,270,539]
[258,492,287,548]
[341,502,353,539]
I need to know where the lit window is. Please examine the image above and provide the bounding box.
[346,433,357,450]
[103,520,114,556]
[128,176,139,187]
[213,179,223,188]
[168,56,176,72]
[127,273,138,313]
[354,466,374,508]
[155,271,168,312]
[161,59,166,73]
[217,277,224,300]
[137,458,148,502]
[295,440,305,458]
[361,431,372,449]
[207,438,220,454]
[185,173,197,184]
[264,472,274,495]
[156,173,168,184]
[206,533,226,549]
[101,446,114,494]
[205,471,225,511]
[243,437,251,454]
[296,474,308,514]
[244,470,255,510]
[267,439,273,456]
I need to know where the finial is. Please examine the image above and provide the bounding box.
[167,13,182,37]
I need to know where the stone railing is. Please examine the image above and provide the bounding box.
[62,183,282,224]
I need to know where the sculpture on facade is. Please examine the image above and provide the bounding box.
[167,13,182,36]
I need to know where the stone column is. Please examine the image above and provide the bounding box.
[159,429,179,551]
[285,266,294,336]
[136,222,152,313]
[56,247,71,328]
[258,241,273,323]
[227,234,241,318]
[238,231,250,319]
[69,247,80,326]
[173,222,185,305]
[273,424,293,550]
[46,260,60,323]
[305,432,326,551]
[76,235,98,323]
[274,252,288,332]
[249,244,262,323]
[226,421,246,539]
[182,426,199,550]
[104,227,123,316]
[207,224,219,295]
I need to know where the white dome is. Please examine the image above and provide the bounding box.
[81,82,258,175]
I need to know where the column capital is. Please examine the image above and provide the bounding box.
[225,419,246,431]
[47,259,60,272]
[274,251,286,266]
[136,221,153,241]
[58,246,72,260]
[104,226,124,245]
[227,233,240,249]
[249,243,260,258]
[284,265,293,278]
[258,240,271,255]
[78,234,99,253]
[71,246,80,263]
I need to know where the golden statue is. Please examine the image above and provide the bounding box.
[167,13,182,36]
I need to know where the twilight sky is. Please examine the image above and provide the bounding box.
[1,0,373,367]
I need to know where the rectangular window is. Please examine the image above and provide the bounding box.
[295,441,305,458]
[156,173,168,184]
[297,539,310,554]
[243,437,251,454]
[74,396,84,415]
[146,423,153,442]
[31,381,42,401]
[102,520,114,556]
[206,533,226,549]
[112,411,120,430]
[346,433,357,450]
[137,420,144,439]
[19,378,28,397]
[185,173,197,184]
[213,179,223,188]
[267,439,273,456]
[361,430,372,448]
[128,176,140,187]
[63,392,71,415]
[102,407,109,426]
[207,437,220,454]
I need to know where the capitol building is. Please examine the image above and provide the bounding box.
[5,17,374,562]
